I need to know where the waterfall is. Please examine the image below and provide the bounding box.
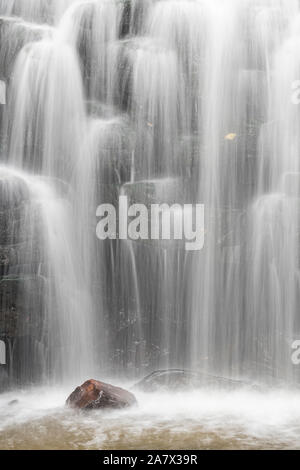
[0,0,97,385]
[1,0,300,387]
[5,37,86,178]
[59,0,125,103]
[0,0,82,24]
[0,166,94,384]
[245,10,300,383]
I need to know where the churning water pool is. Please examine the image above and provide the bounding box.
[1,386,300,450]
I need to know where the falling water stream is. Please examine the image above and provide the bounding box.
[1,0,300,450]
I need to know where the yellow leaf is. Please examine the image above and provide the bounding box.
[225,133,237,141]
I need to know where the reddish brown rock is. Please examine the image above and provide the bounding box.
[66,379,137,410]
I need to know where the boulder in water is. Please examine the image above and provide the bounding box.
[8,399,19,406]
[66,379,137,410]
[134,369,202,391]
[134,369,254,392]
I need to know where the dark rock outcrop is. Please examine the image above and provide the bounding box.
[8,399,19,406]
[66,379,137,410]
[134,369,255,392]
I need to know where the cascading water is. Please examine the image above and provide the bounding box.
[1,0,300,391]
[0,1,97,386]
[0,166,95,385]
[245,8,300,383]
[0,0,82,24]
[5,38,87,177]
[59,0,125,103]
